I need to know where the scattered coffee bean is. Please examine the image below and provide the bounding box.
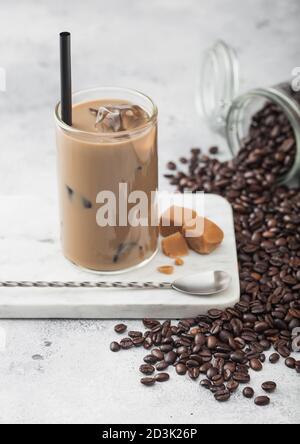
[200,379,212,389]
[110,341,120,352]
[143,354,158,365]
[233,372,250,384]
[227,380,239,393]
[151,348,164,361]
[250,358,263,372]
[156,361,169,371]
[261,381,277,393]
[207,367,219,380]
[132,337,144,347]
[255,396,270,406]
[176,363,187,375]
[120,338,133,350]
[140,377,155,386]
[214,389,231,402]
[167,161,176,171]
[155,373,170,382]
[114,323,127,334]
[188,367,200,380]
[243,387,254,399]
[209,146,219,155]
[165,351,177,365]
[285,357,296,369]
[269,353,280,364]
[259,354,266,363]
[139,364,155,375]
[128,330,142,338]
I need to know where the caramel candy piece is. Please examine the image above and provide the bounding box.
[183,217,224,254]
[160,206,197,237]
[174,257,184,266]
[161,232,189,258]
[157,265,174,275]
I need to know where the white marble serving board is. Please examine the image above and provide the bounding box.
[0,194,239,318]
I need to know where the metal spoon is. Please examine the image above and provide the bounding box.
[171,271,231,296]
[0,271,231,296]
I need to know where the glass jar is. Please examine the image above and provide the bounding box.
[197,40,300,184]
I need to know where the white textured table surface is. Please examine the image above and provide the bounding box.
[0,0,299,424]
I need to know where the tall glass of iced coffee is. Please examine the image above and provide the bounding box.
[55,87,158,273]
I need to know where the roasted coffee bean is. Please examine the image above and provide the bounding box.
[269,353,280,364]
[224,362,236,373]
[243,387,254,399]
[143,337,153,349]
[143,319,160,329]
[176,363,187,375]
[110,341,120,352]
[214,389,231,402]
[114,323,127,334]
[139,364,155,375]
[277,345,291,358]
[250,358,263,372]
[160,344,173,353]
[143,354,158,365]
[233,372,250,384]
[207,336,218,349]
[295,361,300,373]
[230,351,246,364]
[200,363,212,374]
[140,377,155,386]
[285,357,296,369]
[211,375,224,386]
[195,333,206,346]
[262,381,277,393]
[189,354,203,364]
[186,359,200,368]
[223,369,232,382]
[128,331,142,338]
[167,161,177,170]
[188,367,200,380]
[199,350,212,361]
[120,338,134,350]
[151,348,164,361]
[155,373,170,382]
[210,384,226,394]
[259,354,266,363]
[177,346,189,355]
[209,146,219,155]
[260,340,271,351]
[132,337,144,347]
[200,379,212,389]
[227,380,239,393]
[165,351,177,365]
[207,367,219,380]
[208,309,223,319]
[255,396,270,406]
[156,361,169,371]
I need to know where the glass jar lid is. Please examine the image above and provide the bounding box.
[197,40,240,134]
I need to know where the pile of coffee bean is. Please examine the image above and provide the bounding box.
[110,101,300,405]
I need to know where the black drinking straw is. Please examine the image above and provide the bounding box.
[59,32,72,126]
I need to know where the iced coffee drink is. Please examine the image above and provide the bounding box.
[55,87,158,273]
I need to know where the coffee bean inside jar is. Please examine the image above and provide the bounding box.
[200,41,300,185]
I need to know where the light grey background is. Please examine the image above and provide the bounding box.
[0,0,299,424]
